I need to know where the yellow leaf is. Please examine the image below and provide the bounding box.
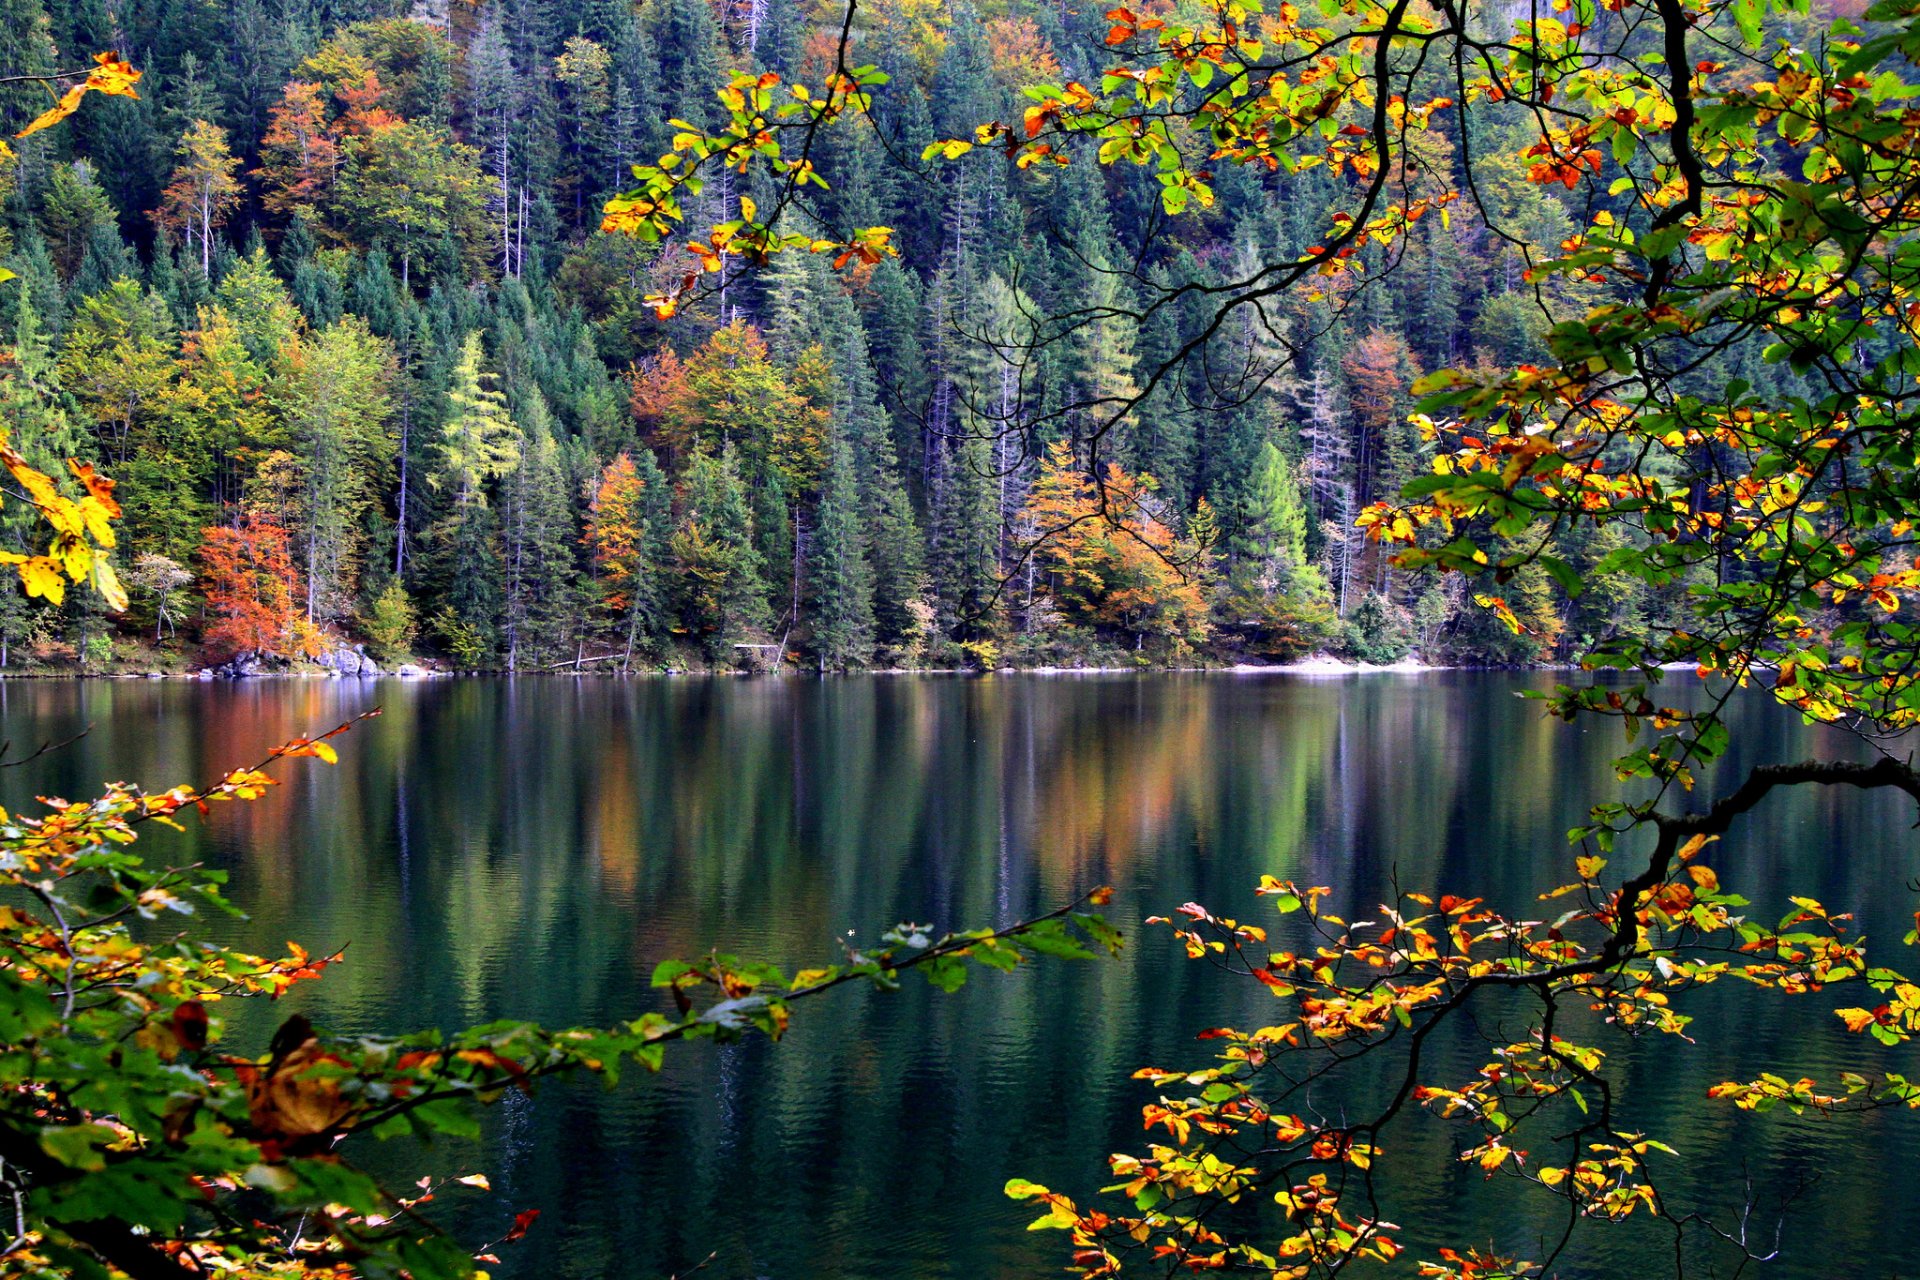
[16,556,66,604]
[91,559,127,613]
[1836,1007,1878,1033]
[15,84,90,140]
[1676,833,1714,861]
[14,53,142,141]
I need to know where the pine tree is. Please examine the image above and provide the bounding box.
[671,447,771,663]
[39,163,119,283]
[805,428,875,669]
[928,419,1003,642]
[1239,440,1310,591]
[502,401,578,669]
[435,332,522,508]
[428,332,522,654]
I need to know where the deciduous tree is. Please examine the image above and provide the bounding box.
[152,120,243,275]
[197,515,316,658]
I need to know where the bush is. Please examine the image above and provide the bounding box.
[429,606,491,669]
[1342,592,1415,664]
[363,579,418,663]
[1217,587,1339,662]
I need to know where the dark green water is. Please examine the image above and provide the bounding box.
[2,674,1916,1279]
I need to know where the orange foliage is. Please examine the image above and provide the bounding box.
[198,517,320,659]
[986,18,1061,86]
[1341,328,1417,436]
[627,348,693,460]
[336,69,399,136]
[255,83,343,219]
[13,52,141,141]
[1022,441,1210,649]
[587,452,647,612]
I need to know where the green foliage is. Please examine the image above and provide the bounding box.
[362,577,416,662]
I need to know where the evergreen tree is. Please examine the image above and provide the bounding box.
[502,401,578,669]
[928,420,1003,643]
[428,332,522,655]
[805,428,874,669]
[671,447,771,662]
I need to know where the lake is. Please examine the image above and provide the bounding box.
[2,674,1914,1279]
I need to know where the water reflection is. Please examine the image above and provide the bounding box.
[0,674,1913,1279]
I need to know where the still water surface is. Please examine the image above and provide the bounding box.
[2,674,1916,1279]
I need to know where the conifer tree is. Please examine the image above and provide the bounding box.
[928,422,1003,643]
[671,447,771,662]
[502,402,577,669]
[1239,440,1310,589]
[806,428,875,670]
[428,332,522,655]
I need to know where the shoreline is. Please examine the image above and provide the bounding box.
[0,655,1488,680]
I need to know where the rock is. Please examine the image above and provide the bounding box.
[394,663,432,678]
[315,643,382,677]
[204,652,264,678]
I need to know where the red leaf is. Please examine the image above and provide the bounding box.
[170,1000,209,1051]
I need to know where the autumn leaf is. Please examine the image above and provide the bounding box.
[16,53,143,140]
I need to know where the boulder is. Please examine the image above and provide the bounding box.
[205,652,264,678]
[315,643,383,677]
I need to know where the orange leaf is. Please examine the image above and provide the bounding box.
[15,53,142,140]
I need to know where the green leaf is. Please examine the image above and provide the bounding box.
[39,1123,112,1172]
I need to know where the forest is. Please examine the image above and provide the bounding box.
[8,0,1920,1276]
[0,0,1713,673]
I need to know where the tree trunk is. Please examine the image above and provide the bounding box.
[395,398,411,576]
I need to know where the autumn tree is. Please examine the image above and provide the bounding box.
[253,82,343,225]
[668,320,811,463]
[197,515,317,659]
[588,449,667,668]
[1020,441,1210,653]
[152,121,243,275]
[626,345,694,460]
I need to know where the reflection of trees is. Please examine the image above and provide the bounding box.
[0,676,1909,1278]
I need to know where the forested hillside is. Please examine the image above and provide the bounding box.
[0,0,1748,670]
